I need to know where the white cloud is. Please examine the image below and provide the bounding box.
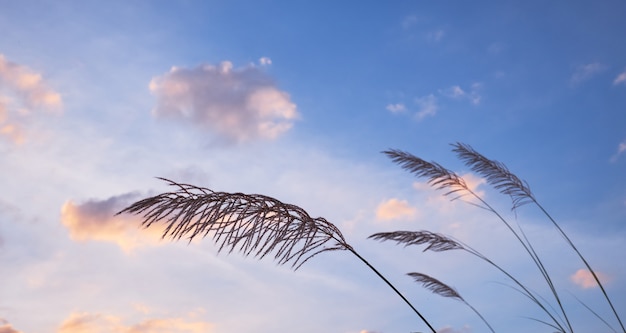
[570,268,610,289]
[149,61,298,144]
[439,83,482,105]
[415,94,438,120]
[614,69,626,85]
[385,103,406,113]
[57,312,214,333]
[427,29,445,42]
[609,140,626,162]
[441,85,466,98]
[402,15,418,29]
[60,193,167,252]
[0,54,63,144]
[375,198,417,221]
[570,63,605,85]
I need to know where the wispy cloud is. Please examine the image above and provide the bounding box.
[149,61,298,144]
[375,198,417,221]
[609,140,626,162]
[439,83,482,105]
[60,193,166,252]
[385,103,406,113]
[570,62,606,85]
[415,94,438,120]
[427,29,445,42]
[0,54,63,144]
[570,268,610,289]
[614,69,626,86]
[401,15,418,29]
[57,312,213,333]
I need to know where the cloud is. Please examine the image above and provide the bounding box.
[427,29,445,42]
[376,198,417,221]
[614,69,626,85]
[386,103,406,113]
[415,94,438,120]
[60,193,166,252]
[402,15,418,29]
[0,55,63,109]
[570,268,610,289]
[0,319,23,333]
[57,312,213,333]
[0,54,62,144]
[258,57,272,66]
[570,63,605,85]
[149,61,298,144]
[609,140,626,162]
[439,83,482,105]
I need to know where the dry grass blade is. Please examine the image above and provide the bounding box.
[407,272,462,300]
[369,231,464,252]
[117,178,351,270]
[383,149,470,199]
[452,142,534,211]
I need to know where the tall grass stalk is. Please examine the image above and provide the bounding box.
[117,143,622,332]
[118,178,440,333]
[380,143,623,333]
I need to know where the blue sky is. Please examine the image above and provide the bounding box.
[1,1,625,332]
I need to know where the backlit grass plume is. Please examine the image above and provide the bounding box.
[117,178,351,270]
[451,142,624,332]
[381,144,624,333]
[118,178,440,333]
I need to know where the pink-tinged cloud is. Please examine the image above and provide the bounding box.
[0,318,23,333]
[149,61,298,144]
[57,312,213,333]
[60,193,166,252]
[0,54,62,144]
[613,70,626,85]
[570,268,610,289]
[376,198,417,221]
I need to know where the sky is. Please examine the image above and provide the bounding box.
[1,1,625,332]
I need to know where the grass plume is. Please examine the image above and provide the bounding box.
[382,144,624,333]
[118,178,438,333]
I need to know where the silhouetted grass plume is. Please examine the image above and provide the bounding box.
[117,143,623,333]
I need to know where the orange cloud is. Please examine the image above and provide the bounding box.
[570,268,610,289]
[60,193,166,252]
[57,312,213,333]
[375,198,417,221]
[0,318,23,333]
[0,54,62,144]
